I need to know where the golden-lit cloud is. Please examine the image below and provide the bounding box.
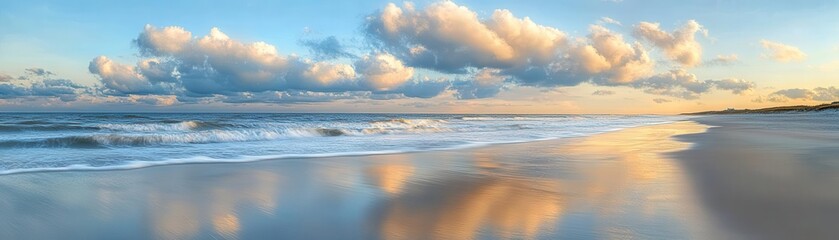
[760,40,806,62]
[365,1,658,87]
[369,1,564,72]
[634,20,706,67]
[0,1,760,111]
[355,53,414,91]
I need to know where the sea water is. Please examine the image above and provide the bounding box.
[0,113,684,174]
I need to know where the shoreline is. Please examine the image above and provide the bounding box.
[0,120,682,176]
[0,120,725,239]
[672,115,839,240]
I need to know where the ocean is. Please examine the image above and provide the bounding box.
[0,113,683,174]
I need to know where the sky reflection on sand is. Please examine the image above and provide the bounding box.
[0,121,725,239]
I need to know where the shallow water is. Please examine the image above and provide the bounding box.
[0,113,682,174]
[0,121,724,239]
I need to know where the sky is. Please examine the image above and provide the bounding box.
[0,0,837,114]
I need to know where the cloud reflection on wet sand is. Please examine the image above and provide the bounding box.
[0,121,726,239]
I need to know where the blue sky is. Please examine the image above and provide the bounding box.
[1,0,838,113]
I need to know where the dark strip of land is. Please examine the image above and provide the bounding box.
[683,102,839,115]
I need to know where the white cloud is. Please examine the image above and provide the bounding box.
[582,25,655,84]
[632,69,755,99]
[599,17,621,26]
[135,25,192,55]
[760,40,806,62]
[713,78,754,94]
[634,20,706,67]
[365,1,655,87]
[2,2,752,107]
[368,2,563,72]
[88,56,169,95]
[0,70,88,102]
[90,25,448,101]
[354,53,414,91]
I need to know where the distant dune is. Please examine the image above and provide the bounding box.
[684,102,839,115]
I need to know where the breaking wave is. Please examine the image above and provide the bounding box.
[0,113,686,174]
[0,119,452,148]
[97,121,226,132]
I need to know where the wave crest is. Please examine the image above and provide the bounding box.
[365,118,448,134]
[0,117,552,148]
[97,121,217,132]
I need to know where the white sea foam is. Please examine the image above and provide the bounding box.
[0,114,687,175]
[98,121,205,132]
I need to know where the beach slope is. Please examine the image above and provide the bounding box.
[6,117,832,239]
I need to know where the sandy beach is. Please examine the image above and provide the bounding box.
[3,0,836,239]
[675,116,839,240]
[1,117,835,239]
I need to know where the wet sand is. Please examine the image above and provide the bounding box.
[675,117,839,240]
[0,121,744,239]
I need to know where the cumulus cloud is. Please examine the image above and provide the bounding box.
[592,90,615,96]
[634,20,706,67]
[135,25,192,56]
[354,53,414,90]
[703,54,738,66]
[365,2,556,72]
[767,87,839,102]
[0,73,88,102]
[364,1,655,87]
[89,56,171,95]
[2,2,750,107]
[632,69,755,99]
[760,40,806,62]
[396,79,451,98]
[0,84,29,99]
[812,87,839,101]
[713,78,754,94]
[90,25,448,102]
[633,69,711,99]
[767,88,813,102]
[579,25,655,84]
[30,79,88,101]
